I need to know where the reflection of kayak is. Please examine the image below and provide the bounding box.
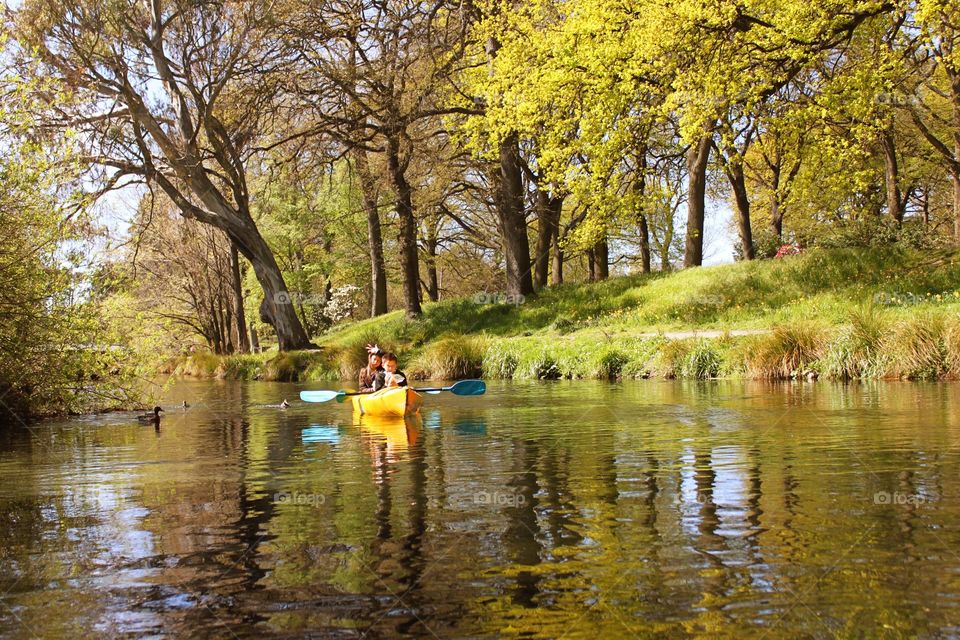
[352,387,423,417]
[359,414,423,454]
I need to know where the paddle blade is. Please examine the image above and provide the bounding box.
[449,380,486,396]
[424,390,443,395]
[300,390,343,403]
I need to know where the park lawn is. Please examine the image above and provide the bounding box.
[170,246,960,382]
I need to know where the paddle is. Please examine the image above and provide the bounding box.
[299,379,486,403]
[414,379,486,396]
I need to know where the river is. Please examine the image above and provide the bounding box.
[1,379,958,638]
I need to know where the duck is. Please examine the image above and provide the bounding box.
[280,399,290,409]
[137,406,164,423]
[181,400,190,409]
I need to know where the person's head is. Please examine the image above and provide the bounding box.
[382,352,398,373]
[366,344,384,368]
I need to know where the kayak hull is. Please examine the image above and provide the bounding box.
[352,387,423,417]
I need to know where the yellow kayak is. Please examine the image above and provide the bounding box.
[351,387,423,417]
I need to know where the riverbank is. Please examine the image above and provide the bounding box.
[165,247,960,383]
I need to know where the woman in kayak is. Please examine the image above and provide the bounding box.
[374,352,408,390]
[358,344,384,392]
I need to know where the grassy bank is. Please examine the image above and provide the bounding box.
[167,247,960,383]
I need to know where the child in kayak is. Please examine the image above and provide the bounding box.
[358,344,384,393]
[374,352,408,390]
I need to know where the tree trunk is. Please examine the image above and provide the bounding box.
[354,150,388,316]
[230,224,313,351]
[551,233,563,285]
[230,244,250,353]
[634,148,651,273]
[424,227,440,302]
[534,190,562,289]
[386,133,422,317]
[880,129,904,224]
[587,247,596,282]
[727,156,755,260]
[497,134,535,297]
[592,237,609,280]
[249,322,260,353]
[684,134,713,267]
[487,37,534,297]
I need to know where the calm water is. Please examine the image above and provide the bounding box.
[1,379,960,638]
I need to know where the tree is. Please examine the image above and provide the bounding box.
[9,0,314,349]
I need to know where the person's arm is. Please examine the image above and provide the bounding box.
[358,368,372,393]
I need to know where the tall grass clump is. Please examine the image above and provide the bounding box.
[263,351,326,382]
[651,339,693,378]
[747,323,825,379]
[679,340,723,379]
[592,348,631,379]
[883,314,948,380]
[220,353,266,380]
[946,319,960,379]
[408,334,486,380]
[819,305,889,380]
[173,351,221,377]
[483,342,520,379]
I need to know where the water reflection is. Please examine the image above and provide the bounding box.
[0,380,959,637]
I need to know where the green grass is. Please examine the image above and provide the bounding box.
[172,247,960,382]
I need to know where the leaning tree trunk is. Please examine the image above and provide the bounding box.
[230,244,250,354]
[684,134,712,267]
[386,133,422,317]
[354,150,388,316]
[227,220,314,351]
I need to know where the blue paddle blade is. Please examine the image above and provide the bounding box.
[449,380,486,396]
[300,390,343,403]
[302,425,341,444]
[425,390,443,395]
